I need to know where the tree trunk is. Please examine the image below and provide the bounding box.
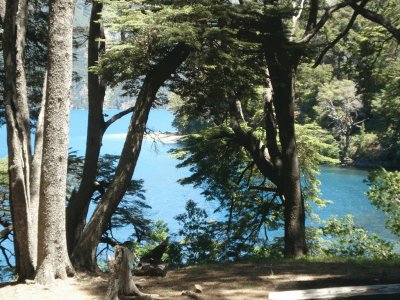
[66,1,106,254]
[29,71,47,269]
[269,63,307,257]
[71,44,191,271]
[106,246,158,299]
[2,0,35,280]
[35,0,75,284]
[261,8,307,257]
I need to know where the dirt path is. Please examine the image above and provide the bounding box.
[1,260,399,299]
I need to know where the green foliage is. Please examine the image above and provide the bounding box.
[67,152,153,243]
[296,123,339,211]
[370,62,400,162]
[172,200,220,265]
[296,64,334,124]
[172,125,284,253]
[367,169,400,237]
[311,215,394,258]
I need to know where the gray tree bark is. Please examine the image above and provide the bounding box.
[35,0,75,284]
[2,0,35,280]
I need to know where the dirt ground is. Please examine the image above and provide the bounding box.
[1,260,399,299]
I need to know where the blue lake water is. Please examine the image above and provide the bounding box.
[0,109,397,243]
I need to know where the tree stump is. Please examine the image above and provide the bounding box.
[105,245,159,300]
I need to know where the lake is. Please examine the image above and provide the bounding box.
[0,109,397,242]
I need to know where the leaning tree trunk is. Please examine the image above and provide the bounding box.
[35,0,75,284]
[2,0,35,280]
[66,1,106,254]
[71,44,191,272]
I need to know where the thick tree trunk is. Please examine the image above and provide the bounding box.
[66,1,106,254]
[269,63,307,257]
[2,0,35,280]
[71,44,190,271]
[261,6,307,257]
[35,0,75,284]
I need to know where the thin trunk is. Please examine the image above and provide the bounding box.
[35,0,75,284]
[71,44,191,271]
[29,71,47,269]
[3,0,35,280]
[66,1,106,254]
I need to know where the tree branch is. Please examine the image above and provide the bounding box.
[248,185,278,193]
[236,162,255,185]
[228,94,279,186]
[313,0,368,67]
[100,236,120,247]
[350,3,400,43]
[0,244,13,268]
[104,106,135,130]
[299,0,355,43]
[263,69,281,165]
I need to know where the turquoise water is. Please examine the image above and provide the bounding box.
[0,109,397,242]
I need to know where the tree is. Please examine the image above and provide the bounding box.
[2,0,38,279]
[367,169,400,237]
[35,0,75,284]
[66,0,107,255]
[316,79,364,165]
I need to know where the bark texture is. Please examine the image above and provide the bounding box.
[66,1,106,254]
[2,0,35,279]
[71,43,191,271]
[263,15,307,257]
[106,246,159,299]
[35,0,75,284]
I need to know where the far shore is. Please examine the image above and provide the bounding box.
[144,132,184,144]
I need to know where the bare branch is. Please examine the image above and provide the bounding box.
[299,1,353,43]
[0,244,13,268]
[104,106,135,129]
[100,236,120,247]
[350,3,400,43]
[313,0,368,67]
[236,162,255,185]
[248,185,278,193]
[291,0,306,40]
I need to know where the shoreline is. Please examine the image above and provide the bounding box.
[144,132,184,144]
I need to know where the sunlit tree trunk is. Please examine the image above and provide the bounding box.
[35,0,75,284]
[2,0,35,280]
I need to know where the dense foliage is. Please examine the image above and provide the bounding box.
[367,169,400,237]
